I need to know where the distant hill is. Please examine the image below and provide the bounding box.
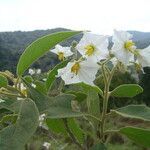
[129,31,150,48]
[0,28,70,53]
[0,28,71,73]
[0,28,150,73]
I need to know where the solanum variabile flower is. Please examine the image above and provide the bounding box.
[29,68,35,75]
[111,30,136,65]
[76,32,109,62]
[51,44,73,61]
[57,59,99,85]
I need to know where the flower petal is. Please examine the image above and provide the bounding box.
[78,60,99,85]
[51,44,73,58]
[112,30,134,65]
[137,46,150,67]
[113,30,133,43]
[63,47,73,57]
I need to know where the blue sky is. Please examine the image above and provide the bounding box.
[0,0,150,34]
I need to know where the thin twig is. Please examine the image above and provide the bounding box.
[0,91,22,97]
[104,129,119,135]
[7,85,26,97]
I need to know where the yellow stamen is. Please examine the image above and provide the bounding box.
[84,44,95,56]
[71,62,80,75]
[58,52,64,61]
[124,40,135,52]
[21,89,27,97]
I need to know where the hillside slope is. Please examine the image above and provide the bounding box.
[0,28,150,73]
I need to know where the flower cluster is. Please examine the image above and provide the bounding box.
[51,30,150,86]
[29,68,41,75]
[111,30,150,68]
[13,83,27,97]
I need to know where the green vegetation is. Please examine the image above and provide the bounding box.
[0,29,150,150]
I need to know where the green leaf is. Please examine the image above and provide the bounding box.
[111,105,150,121]
[0,75,8,87]
[90,143,107,150]
[77,82,103,97]
[66,82,103,120]
[23,78,83,118]
[35,80,47,95]
[86,89,100,117]
[119,127,150,148]
[46,60,69,91]
[46,118,67,134]
[0,99,39,150]
[46,94,83,119]
[23,75,33,83]
[17,31,81,76]
[67,118,84,143]
[110,84,143,98]
[66,91,87,102]
[23,79,51,112]
[24,78,81,118]
[0,98,21,112]
[46,118,84,143]
[0,114,17,129]
[78,83,101,116]
[23,78,81,116]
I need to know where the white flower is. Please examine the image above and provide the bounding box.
[51,44,73,61]
[111,30,136,65]
[43,78,47,81]
[43,142,51,149]
[57,59,99,85]
[135,45,150,67]
[0,99,5,103]
[31,83,36,88]
[29,69,35,75]
[36,69,41,74]
[20,83,26,91]
[29,68,41,75]
[17,97,24,101]
[110,57,118,67]
[76,32,109,62]
[39,113,46,121]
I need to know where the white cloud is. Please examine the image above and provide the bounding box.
[0,0,150,34]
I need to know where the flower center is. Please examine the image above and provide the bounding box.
[21,89,27,97]
[84,44,95,56]
[58,52,64,61]
[71,62,80,75]
[124,40,135,52]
